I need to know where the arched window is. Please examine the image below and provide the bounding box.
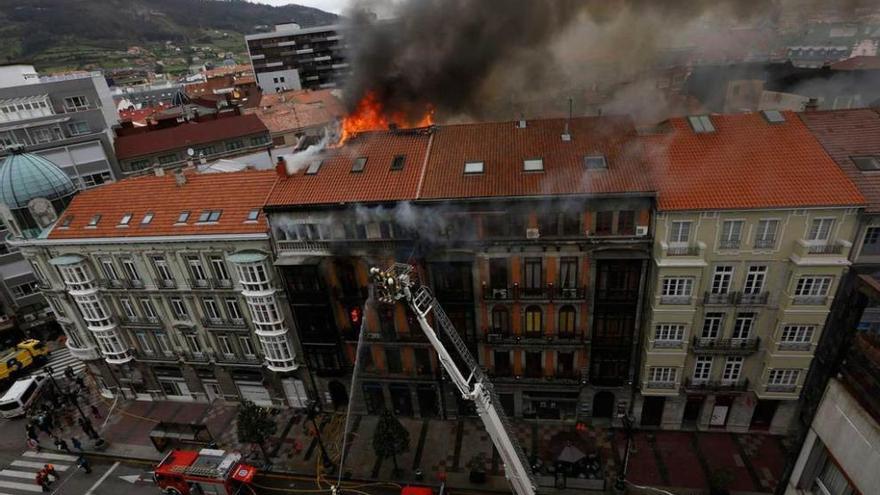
[491,306,510,335]
[524,305,542,337]
[558,305,576,337]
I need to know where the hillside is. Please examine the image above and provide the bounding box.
[0,0,338,72]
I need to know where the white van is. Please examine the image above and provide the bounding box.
[0,375,46,419]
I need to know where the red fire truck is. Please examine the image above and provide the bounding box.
[153,448,256,495]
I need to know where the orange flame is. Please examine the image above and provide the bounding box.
[338,91,434,145]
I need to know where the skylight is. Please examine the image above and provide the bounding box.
[87,214,101,227]
[464,161,484,174]
[177,211,190,224]
[119,213,133,226]
[584,154,607,170]
[761,110,786,123]
[352,157,367,173]
[141,212,154,225]
[247,209,260,221]
[206,210,222,222]
[852,155,880,171]
[391,155,405,171]
[305,160,322,175]
[523,158,544,172]
[687,115,715,133]
[59,216,73,228]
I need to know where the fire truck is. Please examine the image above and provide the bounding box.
[153,448,256,495]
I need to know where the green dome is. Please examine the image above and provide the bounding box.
[0,151,76,209]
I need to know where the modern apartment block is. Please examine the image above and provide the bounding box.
[9,169,309,407]
[265,117,655,421]
[636,111,864,433]
[246,24,348,93]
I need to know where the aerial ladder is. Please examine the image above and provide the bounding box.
[370,264,537,495]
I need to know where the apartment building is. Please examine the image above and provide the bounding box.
[636,111,864,433]
[265,116,656,421]
[8,169,309,407]
[113,113,271,175]
[246,24,348,93]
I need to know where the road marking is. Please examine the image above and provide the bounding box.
[11,461,69,471]
[0,479,42,492]
[84,461,119,495]
[22,451,78,462]
[0,469,46,479]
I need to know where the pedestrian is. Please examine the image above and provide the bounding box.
[89,404,102,419]
[71,437,83,452]
[64,366,74,381]
[35,471,49,492]
[44,464,58,481]
[76,456,92,474]
[27,437,40,452]
[53,436,70,453]
[75,376,85,389]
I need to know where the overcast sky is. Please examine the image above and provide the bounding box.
[249,0,350,15]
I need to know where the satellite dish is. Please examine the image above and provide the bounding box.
[187,148,195,157]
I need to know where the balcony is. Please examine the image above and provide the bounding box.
[754,238,776,249]
[181,350,210,362]
[659,295,692,305]
[692,336,760,354]
[67,343,101,361]
[651,340,684,350]
[133,349,177,362]
[666,245,701,256]
[481,284,587,302]
[777,341,812,352]
[737,291,770,305]
[791,295,827,306]
[333,286,368,302]
[486,368,583,385]
[718,239,741,250]
[645,380,678,390]
[201,317,247,329]
[683,377,749,392]
[214,278,234,289]
[120,315,162,327]
[483,331,586,347]
[158,279,177,289]
[189,278,212,290]
[99,278,142,290]
[703,291,736,305]
[276,238,414,256]
[791,239,851,265]
[214,352,261,365]
[765,383,797,393]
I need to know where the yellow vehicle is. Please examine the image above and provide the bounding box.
[0,339,49,383]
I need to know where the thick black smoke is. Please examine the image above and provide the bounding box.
[342,0,876,122]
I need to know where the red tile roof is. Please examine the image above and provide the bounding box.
[114,114,269,160]
[246,89,345,135]
[647,111,865,211]
[419,116,652,200]
[266,129,432,207]
[48,170,276,240]
[800,108,880,213]
[830,56,880,71]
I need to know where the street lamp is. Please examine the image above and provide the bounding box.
[44,365,88,420]
[307,400,335,470]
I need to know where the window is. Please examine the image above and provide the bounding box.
[225,140,244,151]
[808,218,835,242]
[390,155,405,171]
[525,351,542,378]
[744,266,767,294]
[187,256,208,281]
[156,333,172,354]
[198,210,222,222]
[595,211,613,235]
[463,161,484,174]
[157,154,177,165]
[185,334,202,354]
[768,369,799,386]
[250,135,269,147]
[351,157,367,173]
[654,324,684,342]
[687,115,715,133]
[10,281,38,298]
[177,211,190,223]
[68,121,90,136]
[617,210,635,235]
[813,450,854,495]
[669,221,692,244]
[557,351,574,377]
[661,277,693,296]
[140,298,158,319]
[225,298,243,320]
[171,298,188,319]
[239,336,256,357]
[864,226,880,254]
[87,214,101,227]
[558,306,576,335]
[852,155,880,171]
[719,220,743,248]
[693,356,712,382]
[524,305,542,336]
[781,325,814,343]
[119,213,133,226]
[63,96,89,111]
[122,258,140,281]
[711,266,734,294]
[141,212,154,225]
[385,349,402,373]
[491,306,509,334]
[649,367,677,383]
[80,171,111,189]
[120,298,137,318]
[305,160,322,175]
[722,357,743,382]
[761,110,786,123]
[246,209,260,222]
[217,335,234,356]
[523,258,542,289]
[523,158,543,172]
[202,298,221,320]
[701,313,724,339]
[209,256,230,281]
[732,313,755,339]
[59,216,73,228]
[136,333,153,354]
[755,219,778,247]
[559,257,578,288]
[584,154,607,169]
[130,159,150,171]
[561,211,580,236]
[794,276,832,296]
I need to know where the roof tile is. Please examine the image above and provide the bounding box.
[114,114,269,160]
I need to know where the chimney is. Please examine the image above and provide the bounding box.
[805,97,819,112]
[174,170,187,187]
[154,167,165,177]
[516,114,527,129]
[275,156,288,178]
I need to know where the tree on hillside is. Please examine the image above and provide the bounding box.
[237,400,277,463]
[372,410,410,475]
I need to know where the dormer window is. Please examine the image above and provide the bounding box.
[761,110,785,123]
[198,210,222,223]
[464,161,484,174]
[141,212,154,225]
[523,158,544,172]
[305,160,322,175]
[177,211,190,224]
[59,216,73,228]
[391,155,405,171]
[688,115,715,133]
[119,213,133,226]
[246,209,260,221]
[852,155,880,171]
[351,157,367,173]
[87,214,101,227]
[584,154,607,170]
